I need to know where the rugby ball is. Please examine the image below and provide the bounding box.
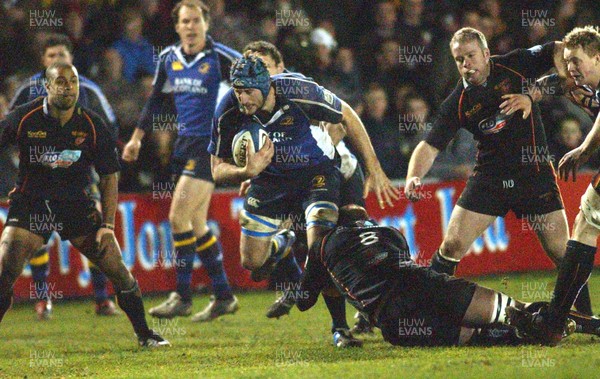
[231,122,269,167]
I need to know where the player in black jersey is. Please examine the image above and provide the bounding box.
[296,205,600,346]
[405,27,592,315]
[0,62,167,347]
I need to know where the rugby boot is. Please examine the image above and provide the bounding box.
[138,329,171,347]
[191,296,239,322]
[148,292,192,319]
[95,299,120,316]
[333,328,363,348]
[266,293,295,319]
[351,311,374,335]
[35,299,52,321]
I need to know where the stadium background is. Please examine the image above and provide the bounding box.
[1,0,600,300]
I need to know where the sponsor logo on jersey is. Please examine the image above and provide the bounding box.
[40,150,81,169]
[465,103,482,118]
[280,116,294,126]
[312,175,326,188]
[479,111,513,134]
[71,131,88,138]
[199,62,211,74]
[27,131,47,138]
[172,61,184,71]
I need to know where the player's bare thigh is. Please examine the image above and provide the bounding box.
[440,205,497,260]
[0,227,44,287]
[572,185,600,246]
[169,175,215,233]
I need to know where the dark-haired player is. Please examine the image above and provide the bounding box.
[296,205,586,347]
[0,62,167,347]
[405,27,592,315]
[122,0,240,321]
[10,32,119,318]
[209,55,398,346]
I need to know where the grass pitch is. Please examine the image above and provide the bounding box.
[1,270,599,378]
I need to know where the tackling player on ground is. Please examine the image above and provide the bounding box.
[296,205,578,347]
[0,62,168,347]
[122,0,240,322]
[405,27,593,315]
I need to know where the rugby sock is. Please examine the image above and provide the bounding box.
[429,250,460,276]
[567,309,600,335]
[270,232,292,262]
[116,281,151,337]
[0,292,13,323]
[489,292,514,324]
[196,230,233,301]
[30,249,49,301]
[90,265,109,304]
[280,252,302,284]
[547,240,596,331]
[174,231,196,303]
[323,294,348,333]
[574,283,593,316]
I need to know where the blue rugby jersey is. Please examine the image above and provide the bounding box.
[138,36,241,137]
[10,72,118,139]
[209,74,344,177]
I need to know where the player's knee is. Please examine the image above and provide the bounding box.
[240,254,264,271]
[305,201,338,230]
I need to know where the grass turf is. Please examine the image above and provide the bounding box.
[1,270,599,378]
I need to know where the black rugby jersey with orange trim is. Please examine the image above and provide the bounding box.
[426,42,557,174]
[0,97,120,200]
[297,224,411,316]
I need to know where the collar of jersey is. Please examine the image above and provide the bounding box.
[174,35,215,69]
[251,92,293,126]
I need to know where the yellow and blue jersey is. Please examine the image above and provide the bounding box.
[138,36,241,138]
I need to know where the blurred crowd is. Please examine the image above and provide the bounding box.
[1,0,600,195]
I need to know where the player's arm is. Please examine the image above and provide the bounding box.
[98,173,118,227]
[340,100,400,208]
[209,97,275,184]
[122,54,170,162]
[210,141,274,184]
[405,141,441,201]
[405,93,459,200]
[559,112,600,182]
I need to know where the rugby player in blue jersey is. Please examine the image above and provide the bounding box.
[209,55,399,345]
[122,0,239,321]
[237,41,372,346]
[10,33,119,319]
